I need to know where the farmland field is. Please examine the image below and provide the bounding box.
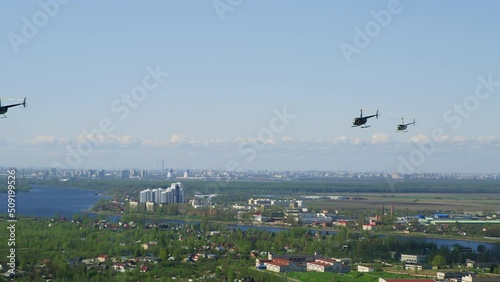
[287,271,419,282]
[305,193,500,213]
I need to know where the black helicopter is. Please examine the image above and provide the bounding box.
[352,109,379,128]
[396,118,416,132]
[0,97,26,118]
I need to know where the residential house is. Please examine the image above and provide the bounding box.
[466,259,498,269]
[400,254,426,264]
[404,263,424,271]
[255,258,271,269]
[437,272,472,281]
[307,261,335,273]
[264,259,292,273]
[264,258,307,273]
[112,263,126,273]
[336,220,349,227]
[357,265,375,272]
[462,274,499,281]
[97,255,108,263]
[307,258,347,273]
[363,224,376,231]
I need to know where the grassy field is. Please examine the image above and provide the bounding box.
[305,192,500,213]
[287,271,421,282]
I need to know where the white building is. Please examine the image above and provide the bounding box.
[462,275,499,282]
[400,254,426,264]
[139,189,153,203]
[357,265,374,272]
[139,182,185,204]
[307,259,346,273]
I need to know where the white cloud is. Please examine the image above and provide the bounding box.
[371,133,390,144]
[13,133,500,172]
[28,135,68,145]
[451,135,467,144]
[169,133,189,144]
[75,133,140,147]
[281,136,295,143]
[140,138,169,148]
[350,137,364,145]
[202,139,228,146]
[435,134,449,143]
[23,133,500,148]
[232,136,275,145]
[279,136,323,145]
[333,136,349,144]
[409,134,430,143]
[476,136,499,144]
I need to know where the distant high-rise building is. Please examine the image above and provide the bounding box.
[140,189,153,202]
[391,172,401,179]
[121,170,130,179]
[171,182,184,204]
[153,188,163,203]
[160,190,169,204]
[184,169,189,178]
[138,182,184,204]
[167,168,173,178]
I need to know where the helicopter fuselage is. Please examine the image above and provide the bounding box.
[397,124,407,131]
[353,117,367,126]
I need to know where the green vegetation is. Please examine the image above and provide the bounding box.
[0,216,285,281]
[24,178,500,199]
[1,215,499,281]
[0,176,31,192]
[288,271,418,282]
[4,178,500,281]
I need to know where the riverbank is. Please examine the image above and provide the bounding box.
[90,210,500,249]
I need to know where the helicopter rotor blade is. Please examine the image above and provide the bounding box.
[0,97,25,101]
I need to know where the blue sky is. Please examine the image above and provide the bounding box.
[1,1,499,173]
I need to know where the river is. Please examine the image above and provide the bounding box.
[1,185,107,219]
[2,185,499,252]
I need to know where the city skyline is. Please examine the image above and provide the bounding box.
[1,1,500,173]
[6,166,499,181]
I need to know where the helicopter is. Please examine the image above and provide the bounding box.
[396,118,416,132]
[352,109,379,128]
[0,97,26,118]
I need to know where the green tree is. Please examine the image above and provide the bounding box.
[432,255,447,269]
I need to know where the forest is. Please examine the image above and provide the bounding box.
[16,177,500,199]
